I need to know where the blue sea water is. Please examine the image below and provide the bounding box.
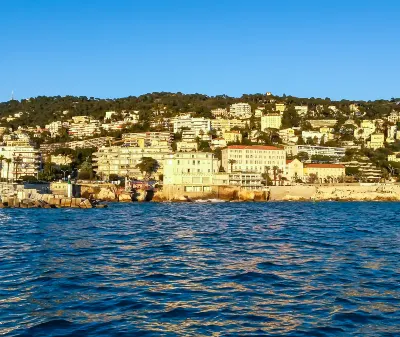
[0,202,400,337]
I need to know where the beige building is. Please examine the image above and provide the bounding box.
[163,152,220,192]
[230,103,251,117]
[261,114,282,130]
[304,163,345,183]
[172,116,211,135]
[68,118,101,138]
[211,108,228,118]
[284,159,304,182]
[93,146,170,179]
[50,155,73,166]
[275,103,286,114]
[0,143,41,181]
[176,140,198,152]
[294,106,308,116]
[279,128,298,144]
[211,118,248,131]
[221,145,286,174]
[388,153,400,162]
[222,130,242,143]
[367,134,385,150]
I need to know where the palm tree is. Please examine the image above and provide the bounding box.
[13,155,23,182]
[5,158,11,183]
[272,166,279,186]
[0,155,4,182]
[228,159,236,173]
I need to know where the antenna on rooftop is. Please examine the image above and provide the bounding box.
[11,90,15,101]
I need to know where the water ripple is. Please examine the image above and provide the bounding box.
[1,202,400,336]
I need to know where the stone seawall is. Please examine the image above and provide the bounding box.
[154,184,400,202]
[269,185,400,201]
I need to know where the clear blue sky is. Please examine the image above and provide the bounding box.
[0,0,399,102]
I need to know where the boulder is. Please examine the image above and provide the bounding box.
[96,187,118,201]
[118,193,132,202]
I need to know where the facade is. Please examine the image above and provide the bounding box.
[221,145,286,174]
[284,159,304,182]
[211,118,248,131]
[0,143,41,181]
[45,121,63,137]
[303,163,345,183]
[163,152,219,192]
[367,134,385,150]
[211,108,228,118]
[68,118,101,138]
[279,128,298,144]
[285,145,346,160]
[229,103,251,117]
[50,155,73,166]
[172,116,211,135]
[122,132,173,147]
[176,140,198,152]
[93,146,171,179]
[294,106,308,116]
[388,153,400,163]
[275,103,286,114]
[309,120,337,128]
[301,131,326,144]
[222,130,242,143]
[261,114,282,130]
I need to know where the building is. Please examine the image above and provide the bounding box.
[93,146,171,179]
[275,103,286,114]
[387,125,397,142]
[388,153,400,163]
[0,143,41,181]
[367,134,385,150]
[230,103,251,117]
[68,117,101,138]
[50,155,73,166]
[211,118,248,131]
[222,130,242,144]
[284,159,304,182]
[211,108,228,118]
[210,138,227,149]
[261,114,282,130]
[163,152,220,192]
[176,140,198,152]
[387,111,400,124]
[163,152,263,192]
[309,120,338,128]
[45,121,63,138]
[221,145,286,174]
[303,163,345,183]
[294,106,308,116]
[285,145,346,160]
[172,116,211,136]
[279,128,298,144]
[122,132,173,147]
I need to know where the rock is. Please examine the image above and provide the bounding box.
[97,187,118,201]
[118,193,132,202]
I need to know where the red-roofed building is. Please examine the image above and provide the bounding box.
[221,145,286,173]
[304,163,345,183]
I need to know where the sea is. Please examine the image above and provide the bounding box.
[1,202,400,337]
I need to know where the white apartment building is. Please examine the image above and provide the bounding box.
[211,108,228,118]
[93,146,171,179]
[261,114,282,130]
[163,152,219,192]
[294,106,308,116]
[172,116,211,136]
[211,118,248,131]
[230,103,251,117]
[387,111,400,124]
[45,121,63,138]
[0,142,41,181]
[275,103,286,114]
[285,145,346,160]
[68,118,101,138]
[279,128,298,144]
[387,125,397,142]
[221,145,286,174]
[176,141,198,152]
[367,134,385,150]
[122,132,173,147]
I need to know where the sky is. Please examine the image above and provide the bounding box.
[0,0,399,102]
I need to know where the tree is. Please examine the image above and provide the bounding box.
[0,155,4,182]
[135,157,159,180]
[308,173,318,184]
[228,159,236,172]
[13,155,23,181]
[272,166,279,185]
[5,158,11,183]
[281,106,300,128]
[296,152,309,162]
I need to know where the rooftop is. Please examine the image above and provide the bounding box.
[305,163,345,169]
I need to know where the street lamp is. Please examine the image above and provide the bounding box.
[61,169,68,181]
